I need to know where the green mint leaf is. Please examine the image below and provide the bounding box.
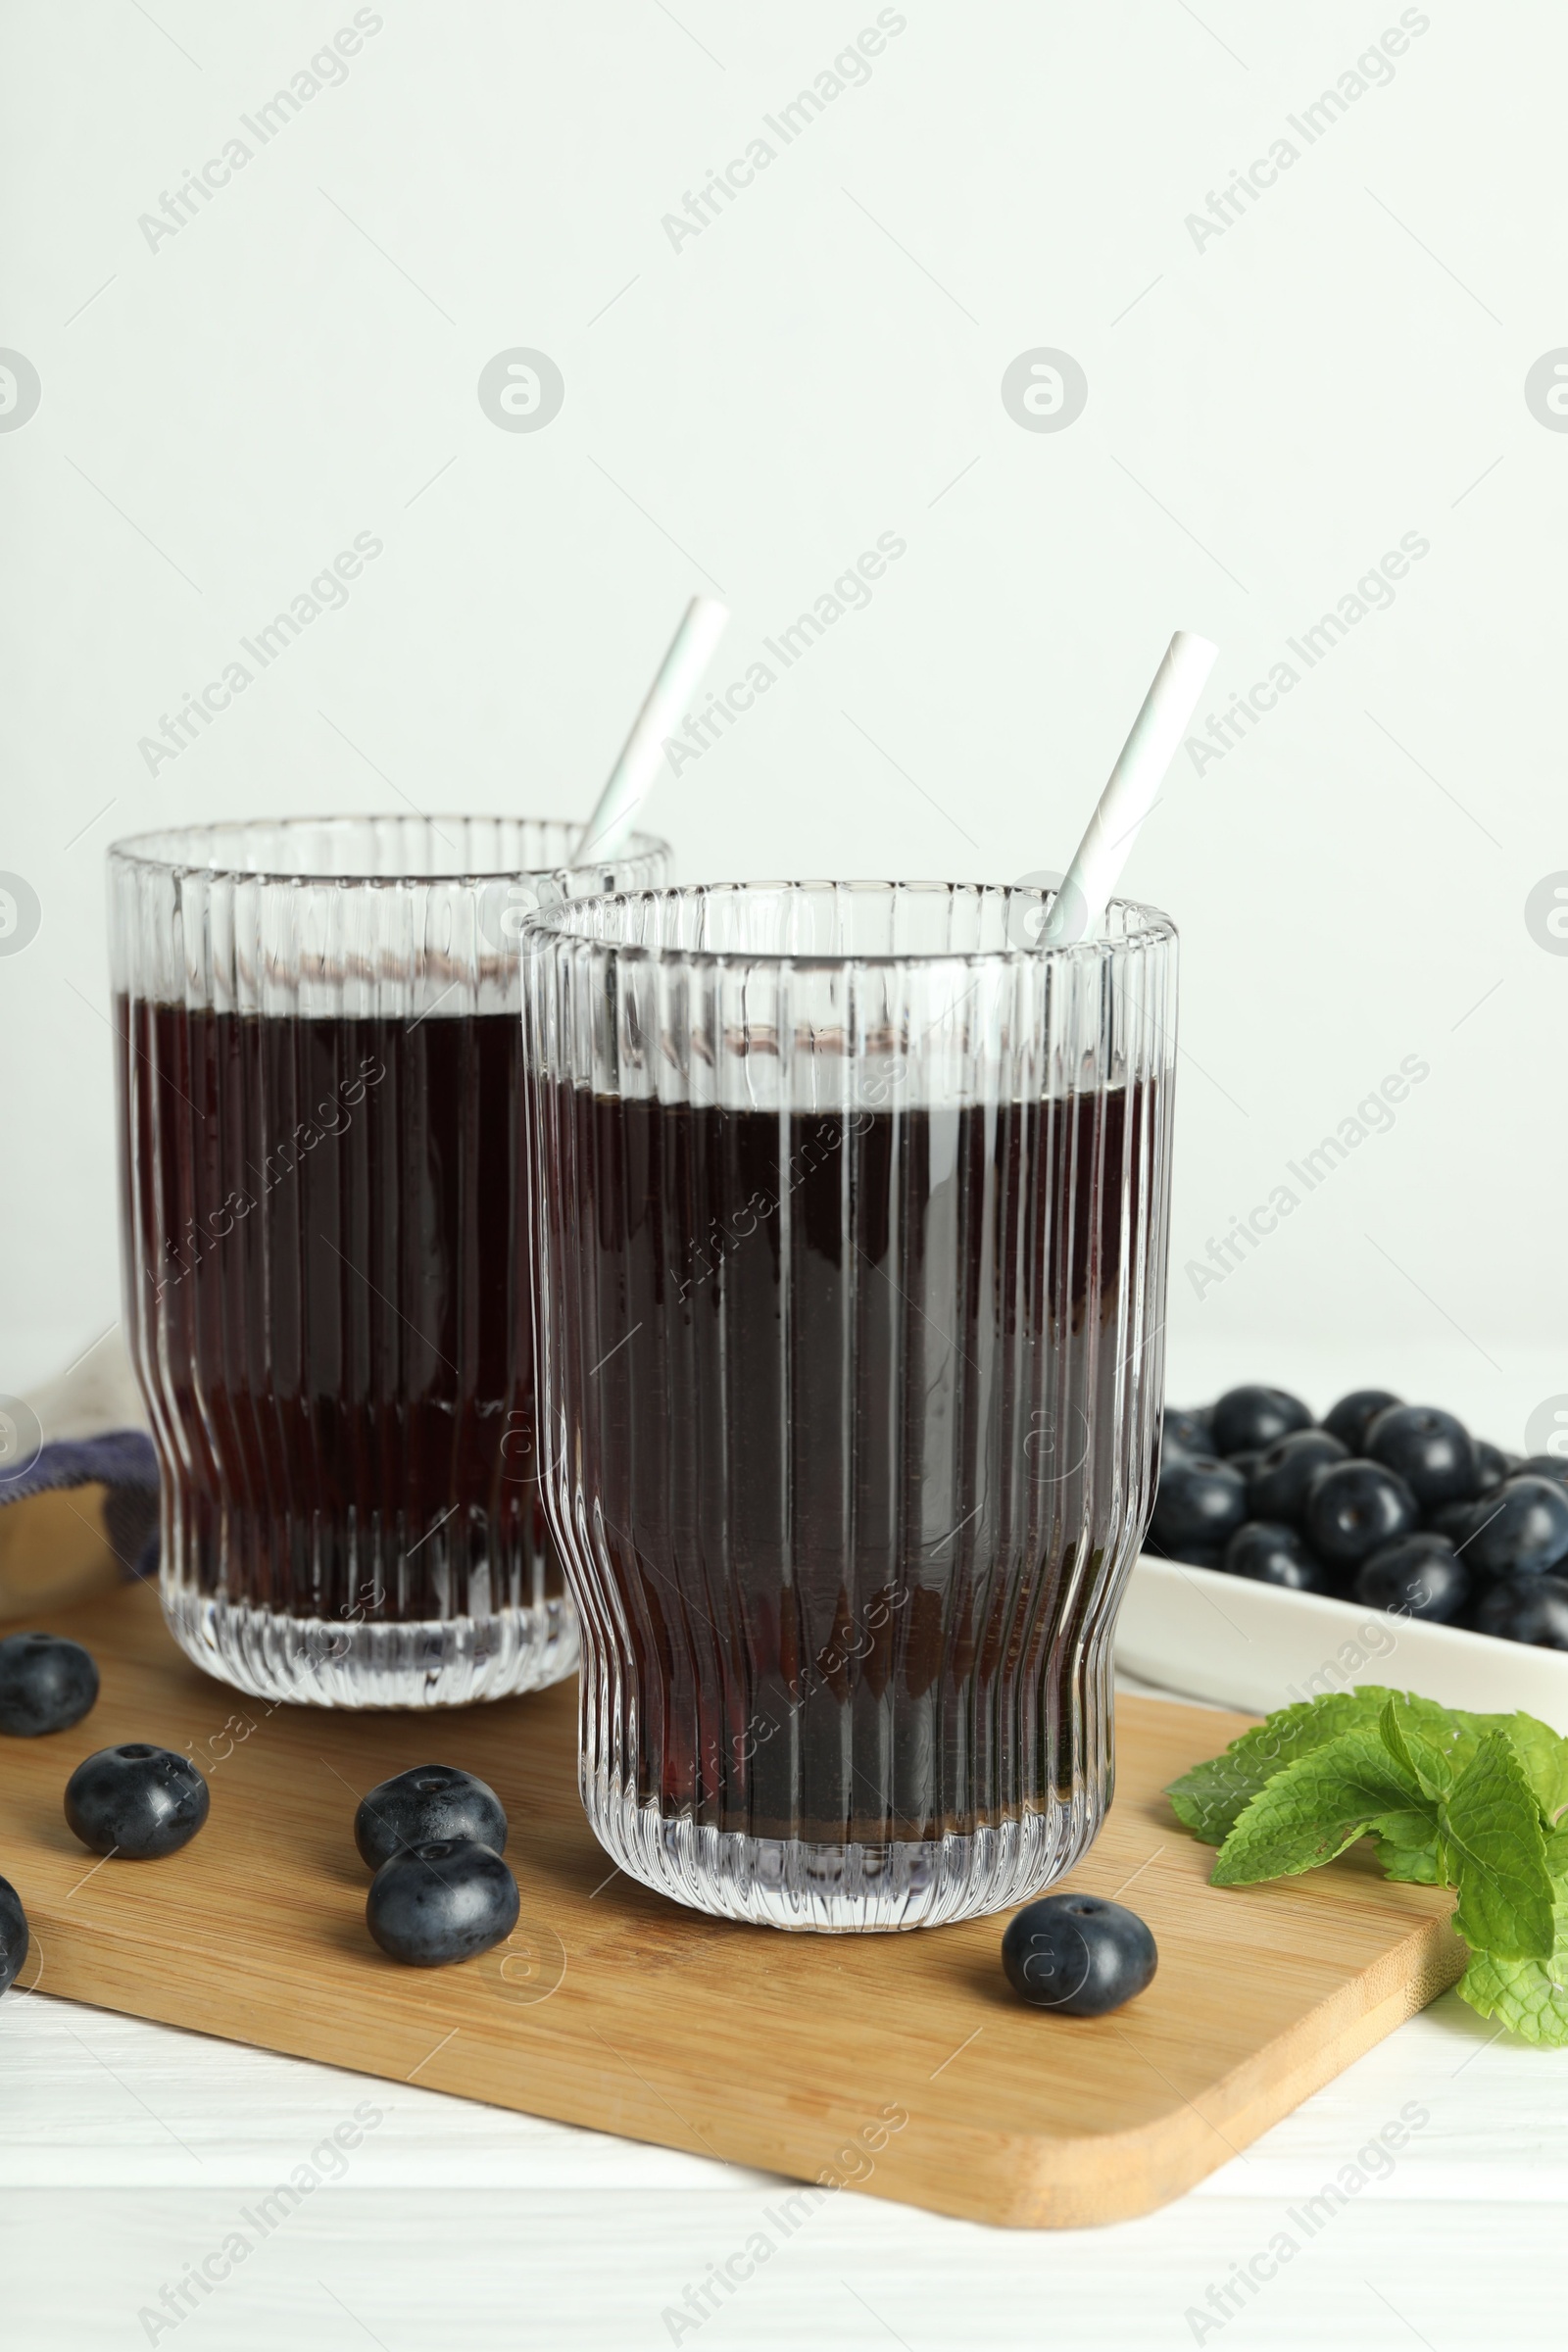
[1439,1732,1554,1962]
[1545,1823,1568,1882]
[1379,1695,1457,1800]
[1211,1729,1434,1888]
[1165,1689,1399,1846]
[1458,1894,1568,2045]
[1373,1820,1444,1884]
[1463,1712,1568,1824]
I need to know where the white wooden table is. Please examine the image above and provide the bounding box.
[6,1695,1560,2352]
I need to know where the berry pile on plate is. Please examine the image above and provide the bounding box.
[1152,1385,1568,1650]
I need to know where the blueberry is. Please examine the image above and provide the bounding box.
[1364,1404,1477,1508]
[1462,1476,1568,1578]
[354,1765,509,1872]
[1515,1454,1568,1490]
[1474,1443,1516,1496]
[64,1744,210,1860]
[1146,1540,1223,1569]
[1210,1386,1313,1457]
[1303,1460,1418,1566]
[0,1877,27,1997]
[1151,1456,1248,1555]
[1354,1534,1469,1624]
[1223,1521,1329,1592]
[1161,1407,1214,1463]
[1247,1430,1349,1524]
[1322,1389,1401,1451]
[1425,1498,1480,1544]
[1002,1892,1157,2017]
[1475,1573,1568,1648]
[366,1839,520,1968]
[0,1633,99,1738]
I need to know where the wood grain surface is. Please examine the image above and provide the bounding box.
[0,1583,1465,2229]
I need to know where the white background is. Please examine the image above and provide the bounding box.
[2,8,1566,2343]
[4,0,1566,1440]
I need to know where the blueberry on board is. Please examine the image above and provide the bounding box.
[1462,1476,1568,1578]
[64,1744,210,1860]
[1247,1430,1349,1524]
[1151,1457,1248,1555]
[1473,1443,1517,1495]
[1161,1407,1213,1464]
[367,1839,520,1968]
[1210,1387,1314,1457]
[1516,1454,1568,1490]
[1354,1534,1469,1624]
[0,1633,99,1738]
[354,1765,509,1872]
[1223,1521,1329,1592]
[1002,1892,1157,2018]
[1303,1460,1418,1567]
[0,1877,27,1997]
[1364,1404,1478,1509]
[1322,1389,1401,1452]
[1475,1574,1568,1649]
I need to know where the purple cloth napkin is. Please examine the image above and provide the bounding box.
[2,1430,161,1580]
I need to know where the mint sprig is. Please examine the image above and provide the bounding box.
[1165,1689,1568,2044]
[1209,1728,1432,1887]
[1459,1896,1568,2043]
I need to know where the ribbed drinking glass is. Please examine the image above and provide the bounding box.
[522,880,1177,1929]
[111,815,670,1708]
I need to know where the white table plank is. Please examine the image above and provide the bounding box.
[2,1984,1560,2350]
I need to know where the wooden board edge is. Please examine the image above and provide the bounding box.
[17,1902,1471,2233]
[964,1912,1470,2230]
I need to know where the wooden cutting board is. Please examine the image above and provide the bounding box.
[0,1582,1464,2229]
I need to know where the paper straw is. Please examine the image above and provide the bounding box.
[575,596,730,863]
[1036,629,1219,948]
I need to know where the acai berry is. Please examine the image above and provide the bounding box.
[354,1765,509,1872]
[1246,1430,1348,1525]
[1515,1455,1568,1490]
[1150,1457,1248,1561]
[1002,1892,1157,2018]
[1363,1404,1478,1509]
[1353,1534,1469,1624]
[367,1839,520,1968]
[1474,1574,1568,1648]
[1322,1389,1401,1452]
[1223,1522,1329,1592]
[64,1745,210,1859]
[1462,1477,1568,1579]
[1303,1459,1417,1568]
[1473,1442,1516,1496]
[1149,1381,1568,1651]
[1161,1407,1214,1463]
[0,1877,28,1996]
[1210,1386,1313,1458]
[0,1633,99,1738]
[1424,1498,1479,1545]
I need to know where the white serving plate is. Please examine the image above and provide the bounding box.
[1115,1554,1568,1734]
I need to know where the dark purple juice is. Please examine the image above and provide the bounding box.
[117,1001,558,1627]
[539,1080,1155,1845]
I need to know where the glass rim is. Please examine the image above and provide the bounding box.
[522,878,1177,966]
[106,813,669,888]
